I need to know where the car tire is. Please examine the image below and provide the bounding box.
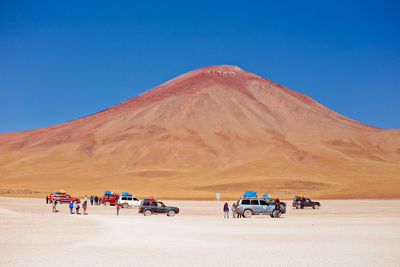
[105,201,110,206]
[273,209,281,218]
[313,204,319,209]
[243,209,253,218]
[144,210,152,216]
[122,203,129,208]
[167,210,176,217]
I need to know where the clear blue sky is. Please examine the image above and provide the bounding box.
[1,0,399,133]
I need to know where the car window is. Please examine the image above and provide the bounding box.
[143,201,149,206]
[133,198,139,201]
[121,197,127,200]
[241,199,250,205]
[250,200,259,205]
[150,202,157,207]
[259,200,267,205]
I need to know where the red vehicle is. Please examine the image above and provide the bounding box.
[101,191,119,206]
[50,193,80,204]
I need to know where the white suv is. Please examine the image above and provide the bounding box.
[118,195,141,208]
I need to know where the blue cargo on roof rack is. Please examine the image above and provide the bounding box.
[122,192,131,196]
[263,194,269,198]
[104,190,111,195]
[243,191,257,197]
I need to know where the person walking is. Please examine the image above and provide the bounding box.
[46,195,49,204]
[232,203,237,218]
[300,197,305,209]
[90,195,94,206]
[69,201,74,214]
[223,202,229,218]
[52,201,58,213]
[116,203,120,216]
[75,202,80,215]
[82,199,88,215]
[94,196,98,205]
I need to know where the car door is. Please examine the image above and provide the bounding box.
[126,196,133,206]
[157,202,168,213]
[150,201,158,213]
[250,199,261,213]
[305,199,312,207]
[259,199,273,214]
[132,197,140,207]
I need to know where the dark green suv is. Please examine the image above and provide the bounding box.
[139,200,180,216]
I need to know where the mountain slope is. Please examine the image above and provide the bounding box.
[1,65,399,199]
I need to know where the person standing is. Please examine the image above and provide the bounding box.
[69,201,74,214]
[223,202,229,218]
[232,203,237,218]
[116,203,120,216]
[90,195,94,206]
[75,202,80,215]
[46,195,49,204]
[52,201,58,213]
[94,196,98,205]
[82,199,88,215]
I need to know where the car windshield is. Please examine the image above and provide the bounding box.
[158,202,165,207]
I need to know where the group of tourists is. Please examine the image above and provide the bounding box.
[47,194,121,216]
[68,196,88,215]
[89,195,103,205]
[223,202,243,218]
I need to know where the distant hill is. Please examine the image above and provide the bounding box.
[1,65,399,199]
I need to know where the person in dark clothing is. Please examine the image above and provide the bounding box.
[46,195,49,204]
[90,195,94,206]
[52,201,58,213]
[94,196,98,205]
[223,202,229,218]
[275,198,280,208]
[300,198,305,209]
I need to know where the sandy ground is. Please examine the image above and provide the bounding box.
[0,198,399,267]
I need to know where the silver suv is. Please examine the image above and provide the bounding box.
[236,197,286,218]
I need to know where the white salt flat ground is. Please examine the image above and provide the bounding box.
[0,197,399,267]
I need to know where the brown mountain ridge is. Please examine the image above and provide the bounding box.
[1,65,399,199]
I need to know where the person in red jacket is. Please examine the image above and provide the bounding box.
[116,203,120,216]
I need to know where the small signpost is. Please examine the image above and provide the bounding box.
[216,192,220,201]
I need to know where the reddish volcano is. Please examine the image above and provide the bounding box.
[0,65,399,199]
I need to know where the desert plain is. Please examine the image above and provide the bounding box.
[0,197,399,267]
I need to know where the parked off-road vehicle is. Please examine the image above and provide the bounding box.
[236,197,286,218]
[139,200,179,217]
[118,195,140,208]
[292,196,321,209]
